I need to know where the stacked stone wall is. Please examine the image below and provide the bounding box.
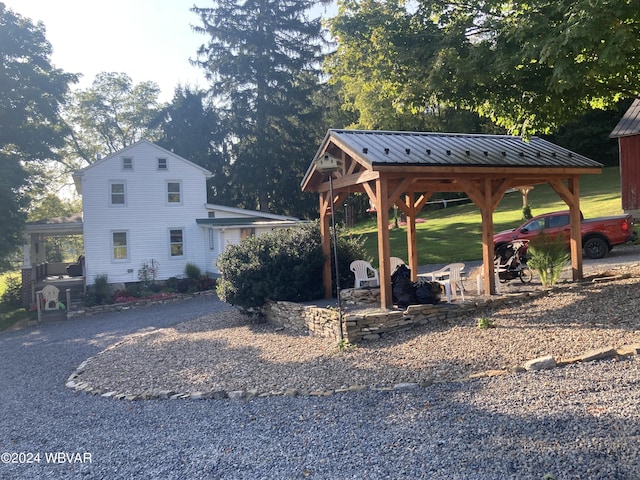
[263,288,488,343]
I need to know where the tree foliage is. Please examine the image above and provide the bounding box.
[0,4,76,266]
[154,86,230,203]
[216,222,368,309]
[328,0,640,136]
[192,0,331,217]
[63,72,164,165]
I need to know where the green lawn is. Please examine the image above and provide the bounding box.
[348,166,624,265]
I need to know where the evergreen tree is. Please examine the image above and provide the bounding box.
[154,86,231,204]
[192,0,331,217]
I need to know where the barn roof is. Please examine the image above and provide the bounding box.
[611,98,640,138]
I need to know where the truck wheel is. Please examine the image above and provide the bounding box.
[584,237,608,259]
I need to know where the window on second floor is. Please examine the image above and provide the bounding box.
[167,181,181,204]
[110,182,126,205]
[122,157,133,170]
[158,158,167,170]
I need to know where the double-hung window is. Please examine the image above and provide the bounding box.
[112,231,129,261]
[158,158,167,170]
[122,157,133,170]
[167,181,181,204]
[170,229,184,257]
[110,182,126,206]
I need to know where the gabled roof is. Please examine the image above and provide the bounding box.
[302,130,601,190]
[610,98,640,138]
[72,139,213,193]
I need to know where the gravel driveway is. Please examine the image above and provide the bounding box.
[2,247,640,479]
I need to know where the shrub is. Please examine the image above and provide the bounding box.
[216,222,367,309]
[85,273,110,306]
[196,274,216,292]
[527,231,570,287]
[138,259,159,288]
[522,204,533,220]
[184,262,201,280]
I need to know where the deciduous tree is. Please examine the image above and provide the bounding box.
[63,72,164,165]
[0,4,76,267]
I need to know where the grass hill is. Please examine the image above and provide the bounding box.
[348,166,623,265]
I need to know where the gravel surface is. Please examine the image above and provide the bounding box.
[1,245,640,479]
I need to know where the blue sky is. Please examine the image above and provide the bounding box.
[5,0,336,102]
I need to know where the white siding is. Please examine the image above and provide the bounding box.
[80,141,210,285]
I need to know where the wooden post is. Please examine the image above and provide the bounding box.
[568,177,583,280]
[319,192,332,299]
[375,177,392,308]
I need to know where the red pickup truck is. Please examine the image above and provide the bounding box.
[493,211,637,259]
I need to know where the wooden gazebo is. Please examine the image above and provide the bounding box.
[301,130,603,309]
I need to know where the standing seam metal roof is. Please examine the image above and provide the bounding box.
[328,130,602,169]
[610,98,640,138]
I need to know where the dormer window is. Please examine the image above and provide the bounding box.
[122,157,133,170]
[158,158,167,170]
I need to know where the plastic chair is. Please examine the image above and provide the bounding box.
[389,257,405,275]
[425,262,465,303]
[350,260,380,288]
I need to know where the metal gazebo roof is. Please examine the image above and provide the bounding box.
[302,129,603,309]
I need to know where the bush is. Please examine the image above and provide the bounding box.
[527,232,570,287]
[138,259,159,288]
[196,274,216,292]
[85,273,110,306]
[216,222,367,309]
[184,262,201,280]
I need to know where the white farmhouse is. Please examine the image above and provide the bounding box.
[23,139,301,295]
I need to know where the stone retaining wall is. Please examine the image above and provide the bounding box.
[263,288,505,343]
